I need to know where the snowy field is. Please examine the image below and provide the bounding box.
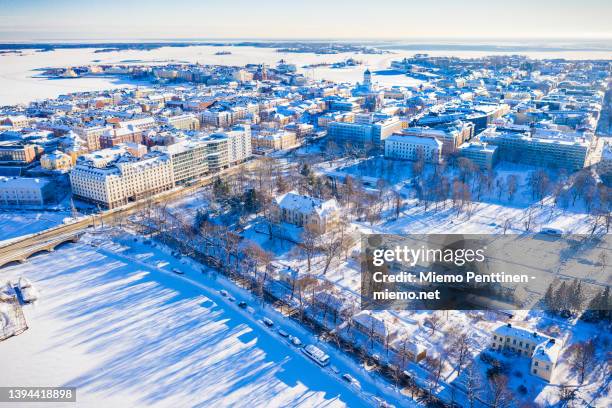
[0,211,71,243]
[0,230,409,408]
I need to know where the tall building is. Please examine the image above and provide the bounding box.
[328,117,401,148]
[153,140,209,185]
[480,127,592,171]
[70,152,175,209]
[212,124,252,165]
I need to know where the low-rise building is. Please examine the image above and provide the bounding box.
[0,177,54,206]
[271,191,340,234]
[458,142,499,170]
[162,114,200,130]
[384,134,442,163]
[252,130,297,151]
[40,150,73,171]
[492,323,561,382]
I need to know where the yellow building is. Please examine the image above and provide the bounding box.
[252,131,297,151]
[41,151,73,171]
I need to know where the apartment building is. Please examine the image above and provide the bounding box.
[458,142,499,170]
[401,122,474,155]
[492,323,560,382]
[252,130,297,151]
[201,110,232,127]
[100,127,144,148]
[0,177,54,206]
[153,140,209,185]
[162,114,200,130]
[480,127,591,171]
[0,144,40,165]
[70,152,174,209]
[215,124,252,165]
[328,117,402,147]
[73,125,113,151]
[0,115,29,129]
[384,134,443,163]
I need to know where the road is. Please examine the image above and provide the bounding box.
[0,159,255,264]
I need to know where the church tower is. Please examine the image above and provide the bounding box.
[363,68,372,91]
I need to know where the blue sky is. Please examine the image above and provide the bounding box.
[1,0,611,41]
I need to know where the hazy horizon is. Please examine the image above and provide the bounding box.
[2,0,612,42]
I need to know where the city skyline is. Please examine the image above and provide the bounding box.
[2,0,612,42]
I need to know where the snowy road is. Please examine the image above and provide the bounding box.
[0,233,411,407]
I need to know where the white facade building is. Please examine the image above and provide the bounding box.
[70,152,175,209]
[384,134,442,163]
[0,177,53,206]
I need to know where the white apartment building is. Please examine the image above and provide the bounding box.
[153,140,209,185]
[0,177,54,207]
[73,125,113,151]
[384,134,442,163]
[492,323,561,382]
[162,114,200,130]
[118,117,157,131]
[70,152,175,209]
[201,110,232,127]
[214,124,252,165]
[0,115,30,129]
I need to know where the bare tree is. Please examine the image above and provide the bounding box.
[465,364,481,408]
[488,374,512,408]
[424,354,445,396]
[424,312,442,335]
[568,339,596,384]
[449,331,471,374]
[299,222,320,272]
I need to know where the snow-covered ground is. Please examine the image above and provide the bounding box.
[0,211,71,243]
[0,230,414,408]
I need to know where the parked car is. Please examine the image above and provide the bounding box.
[342,373,360,388]
[540,227,563,236]
[289,336,302,346]
[228,297,236,302]
[219,290,228,297]
[342,373,356,383]
[171,268,184,275]
[278,329,289,337]
[262,317,274,327]
[238,301,248,309]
